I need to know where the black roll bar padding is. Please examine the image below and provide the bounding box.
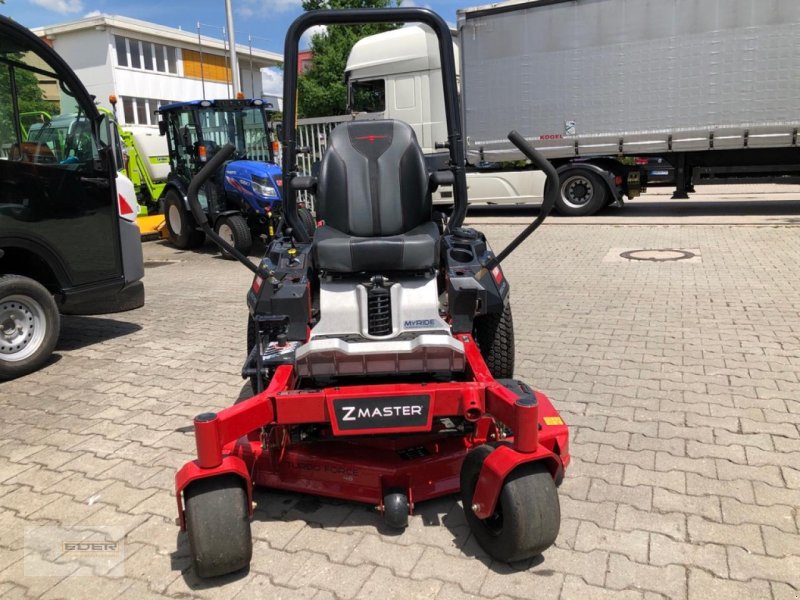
[186,142,260,275]
[483,131,560,270]
[281,8,469,242]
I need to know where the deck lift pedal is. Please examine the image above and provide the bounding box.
[174,7,570,578]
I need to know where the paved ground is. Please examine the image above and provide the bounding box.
[1,192,799,599]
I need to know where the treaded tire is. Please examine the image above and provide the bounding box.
[555,169,608,216]
[0,275,60,380]
[184,475,252,578]
[164,190,205,249]
[297,206,316,237]
[473,302,515,379]
[215,214,253,259]
[460,445,560,563]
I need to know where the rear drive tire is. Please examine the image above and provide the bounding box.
[215,215,253,259]
[184,475,252,578]
[555,169,608,216]
[164,191,205,249]
[0,275,60,380]
[460,445,560,563]
[473,302,515,379]
[297,206,316,237]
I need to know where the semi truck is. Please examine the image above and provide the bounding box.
[340,0,800,215]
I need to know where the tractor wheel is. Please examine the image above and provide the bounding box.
[215,215,253,260]
[383,489,410,529]
[460,445,560,563]
[0,275,60,380]
[554,169,608,216]
[184,475,252,578]
[473,302,515,379]
[164,191,205,249]
[297,206,316,237]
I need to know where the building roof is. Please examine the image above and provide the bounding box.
[30,13,282,66]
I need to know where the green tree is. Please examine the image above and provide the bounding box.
[297,0,399,118]
[1,55,59,145]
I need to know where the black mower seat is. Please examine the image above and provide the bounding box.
[312,119,438,273]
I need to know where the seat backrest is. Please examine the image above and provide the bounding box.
[315,119,430,237]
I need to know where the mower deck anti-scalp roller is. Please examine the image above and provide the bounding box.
[174,7,570,578]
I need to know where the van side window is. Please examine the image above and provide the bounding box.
[0,51,97,169]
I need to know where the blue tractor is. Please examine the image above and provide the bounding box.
[157,99,314,256]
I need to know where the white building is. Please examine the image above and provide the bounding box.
[32,14,282,128]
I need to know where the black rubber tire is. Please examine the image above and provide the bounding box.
[297,206,316,237]
[383,489,410,529]
[0,275,60,380]
[460,445,560,563]
[184,475,252,578]
[215,214,253,259]
[554,169,608,216]
[164,190,205,249]
[473,302,515,379]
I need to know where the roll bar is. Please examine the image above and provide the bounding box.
[281,8,469,242]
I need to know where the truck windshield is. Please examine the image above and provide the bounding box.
[197,106,273,162]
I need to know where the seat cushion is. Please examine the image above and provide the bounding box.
[313,221,440,273]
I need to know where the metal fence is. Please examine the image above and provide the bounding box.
[293,113,383,210]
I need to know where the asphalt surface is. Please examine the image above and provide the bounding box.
[1,185,798,599]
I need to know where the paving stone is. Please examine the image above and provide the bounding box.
[284,524,363,563]
[623,465,685,494]
[687,515,765,553]
[720,498,796,533]
[287,551,374,598]
[606,554,687,600]
[615,504,687,540]
[346,532,423,577]
[687,568,770,600]
[649,533,728,577]
[232,574,317,600]
[728,546,800,588]
[481,560,565,599]
[357,566,442,599]
[561,575,645,600]
[752,481,800,507]
[761,525,800,558]
[574,522,648,562]
[588,480,652,510]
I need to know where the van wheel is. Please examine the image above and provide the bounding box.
[164,191,205,249]
[215,215,253,259]
[555,169,608,216]
[0,275,60,380]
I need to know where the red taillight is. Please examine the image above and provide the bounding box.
[634,157,648,165]
[118,193,135,218]
[491,265,504,284]
[615,175,623,186]
[198,144,207,162]
[252,275,263,294]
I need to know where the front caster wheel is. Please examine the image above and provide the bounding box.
[184,475,252,578]
[383,489,409,529]
[460,445,560,563]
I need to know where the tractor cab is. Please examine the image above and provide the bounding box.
[156,99,297,256]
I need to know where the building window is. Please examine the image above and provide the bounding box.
[142,41,154,71]
[129,39,141,69]
[119,96,175,126]
[115,35,128,67]
[115,35,180,75]
[122,96,135,124]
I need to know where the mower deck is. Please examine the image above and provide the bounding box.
[176,335,569,526]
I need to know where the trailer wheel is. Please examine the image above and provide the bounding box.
[555,169,607,216]
[215,215,253,259]
[460,445,560,563]
[164,191,205,249]
[298,206,317,237]
[473,303,514,379]
[0,275,60,380]
[184,475,252,578]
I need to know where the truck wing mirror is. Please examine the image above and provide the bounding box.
[158,120,168,136]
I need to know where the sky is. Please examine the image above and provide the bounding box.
[1,0,465,55]
[2,0,466,96]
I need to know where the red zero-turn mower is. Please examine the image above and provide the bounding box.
[175,7,570,578]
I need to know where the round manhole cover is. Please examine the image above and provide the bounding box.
[619,249,696,262]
